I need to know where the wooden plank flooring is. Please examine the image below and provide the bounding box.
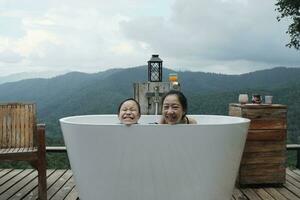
[1,168,300,199]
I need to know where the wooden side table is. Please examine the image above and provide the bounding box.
[229,103,287,186]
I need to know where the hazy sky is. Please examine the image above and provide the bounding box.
[0,0,299,76]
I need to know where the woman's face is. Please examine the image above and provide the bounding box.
[162,94,184,124]
[118,100,140,125]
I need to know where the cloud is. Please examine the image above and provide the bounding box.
[0,50,23,63]
[0,0,299,75]
[120,0,300,70]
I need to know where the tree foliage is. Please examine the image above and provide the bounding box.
[276,0,300,49]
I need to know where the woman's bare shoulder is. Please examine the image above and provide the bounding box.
[188,117,197,124]
[159,118,166,124]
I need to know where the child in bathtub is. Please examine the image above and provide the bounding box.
[160,90,197,125]
[118,98,141,125]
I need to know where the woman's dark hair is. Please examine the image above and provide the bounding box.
[161,90,187,118]
[117,98,141,115]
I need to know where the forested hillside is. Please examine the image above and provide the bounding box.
[0,66,299,142]
[1,66,300,168]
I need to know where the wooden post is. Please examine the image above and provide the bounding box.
[297,149,300,169]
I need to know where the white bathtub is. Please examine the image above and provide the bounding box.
[60,115,250,200]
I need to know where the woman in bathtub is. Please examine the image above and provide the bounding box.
[118,98,141,125]
[160,90,197,124]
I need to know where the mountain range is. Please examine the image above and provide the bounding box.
[0,66,299,143]
[0,70,70,85]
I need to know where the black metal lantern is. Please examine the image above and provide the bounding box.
[147,54,163,82]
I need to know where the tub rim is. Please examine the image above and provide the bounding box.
[59,114,250,126]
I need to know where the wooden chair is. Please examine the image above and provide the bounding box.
[0,103,47,200]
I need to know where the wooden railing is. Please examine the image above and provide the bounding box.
[287,144,300,169]
[46,145,300,169]
[46,146,67,153]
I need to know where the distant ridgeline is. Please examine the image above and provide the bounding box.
[0,66,299,145]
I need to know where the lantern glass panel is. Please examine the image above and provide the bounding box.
[150,62,160,81]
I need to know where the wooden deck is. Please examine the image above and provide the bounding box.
[1,168,300,199]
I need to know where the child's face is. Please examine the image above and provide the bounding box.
[118,100,140,125]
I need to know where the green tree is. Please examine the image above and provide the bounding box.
[276,0,300,49]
